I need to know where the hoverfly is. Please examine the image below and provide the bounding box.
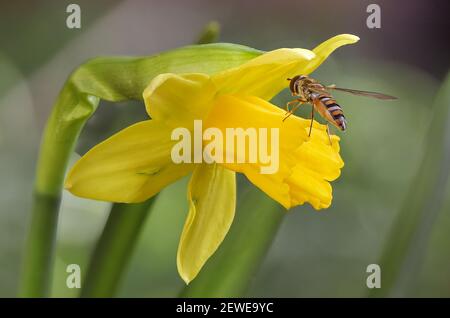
[283,75,397,142]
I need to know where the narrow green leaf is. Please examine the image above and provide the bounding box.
[369,71,450,297]
[180,187,285,297]
[80,198,157,297]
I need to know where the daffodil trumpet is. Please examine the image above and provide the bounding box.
[65,34,359,284]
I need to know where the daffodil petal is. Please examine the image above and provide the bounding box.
[287,126,344,210]
[205,94,310,208]
[303,34,360,75]
[212,48,315,100]
[177,163,236,284]
[65,120,193,202]
[210,34,359,101]
[143,73,217,129]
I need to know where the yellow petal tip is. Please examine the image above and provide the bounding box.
[332,33,360,43]
[182,276,192,285]
[177,245,197,285]
[177,263,194,285]
[345,34,360,42]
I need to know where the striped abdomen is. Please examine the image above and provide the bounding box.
[313,94,347,131]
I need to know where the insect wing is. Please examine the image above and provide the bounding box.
[327,86,397,100]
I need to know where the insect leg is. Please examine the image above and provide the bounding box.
[282,101,304,122]
[308,105,315,137]
[285,98,305,113]
[285,100,298,113]
[326,124,332,146]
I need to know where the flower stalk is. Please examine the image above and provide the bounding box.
[19,85,99,297]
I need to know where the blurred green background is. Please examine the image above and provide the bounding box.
[1,0,449,297]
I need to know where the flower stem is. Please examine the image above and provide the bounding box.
[180,187,285,297]
[19,193,61,297]
[19,86,99,297]
[80,198,157,297]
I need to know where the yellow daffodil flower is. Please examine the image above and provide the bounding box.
[65,34,359,284]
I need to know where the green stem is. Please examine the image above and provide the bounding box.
[19,193,61,297]
[80,198,157,297]
[181,187,285,297]
[19,86,99,297]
